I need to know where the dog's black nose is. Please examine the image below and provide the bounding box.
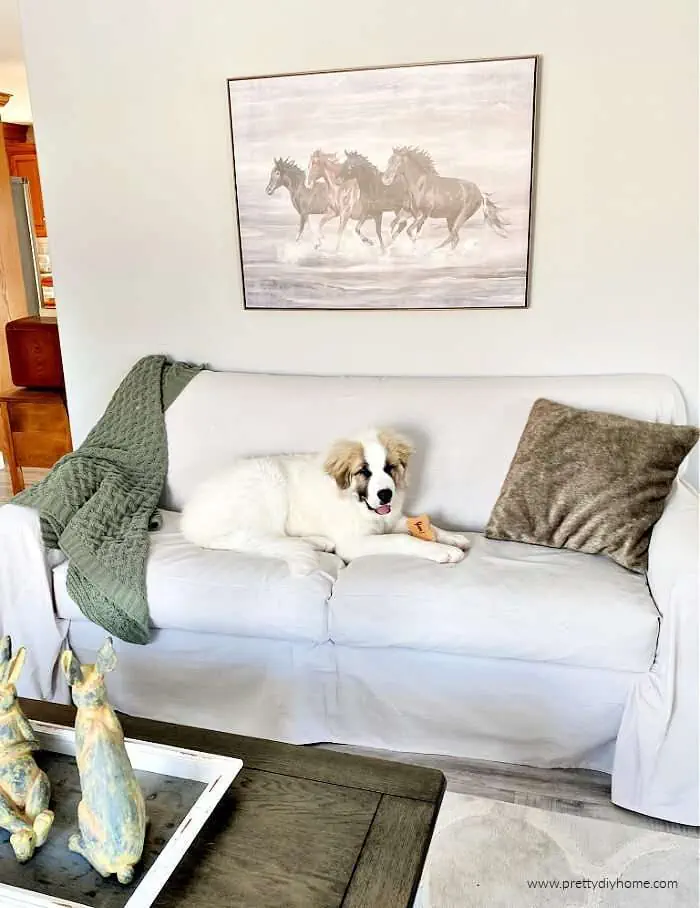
[377,489,393,504]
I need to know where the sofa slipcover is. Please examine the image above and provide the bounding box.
[329,535,660,672]
[55,510,340,643]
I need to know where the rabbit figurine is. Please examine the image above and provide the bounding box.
[61,638,146,884]
[0,636,54,862]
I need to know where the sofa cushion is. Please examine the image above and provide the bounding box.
[54,511,340,643]
[485,398,699,572]
[328,535,659,672]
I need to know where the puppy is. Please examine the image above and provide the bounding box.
[180,428,470,575]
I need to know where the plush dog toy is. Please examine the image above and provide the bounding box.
[406,514,437,542]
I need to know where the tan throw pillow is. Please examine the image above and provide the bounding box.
[485,398,699,572]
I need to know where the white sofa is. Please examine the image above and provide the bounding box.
[0,371,697,825]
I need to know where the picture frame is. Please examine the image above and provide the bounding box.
[228,55,538,310]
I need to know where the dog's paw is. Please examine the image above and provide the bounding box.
[439,531,471,551]
[432,544,465,564]
[303,536,336,553]
[286,552,322,576]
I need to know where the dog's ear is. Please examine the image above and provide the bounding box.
[379,429,414,486]
[324,439,363,490]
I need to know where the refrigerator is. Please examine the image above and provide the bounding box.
[10,176,42,316]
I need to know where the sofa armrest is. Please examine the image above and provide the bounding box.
[0,503,68,701]
[647,479,698,625]
[612,480,699,825]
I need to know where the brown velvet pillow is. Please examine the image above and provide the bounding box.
[485,398,699,572]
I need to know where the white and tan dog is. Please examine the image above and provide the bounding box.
[181,428,470,575]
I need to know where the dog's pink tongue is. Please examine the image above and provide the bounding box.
[376,504,391,515]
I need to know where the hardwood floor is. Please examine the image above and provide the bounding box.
[3,465,695,839]
[0,466,47,501]
[319,747,697,838]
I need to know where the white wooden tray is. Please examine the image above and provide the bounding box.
[0,720,243,908]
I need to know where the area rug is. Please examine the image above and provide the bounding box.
[414,793,698,907]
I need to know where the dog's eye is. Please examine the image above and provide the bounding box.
[384,462,395,474]
[356,467,371,479]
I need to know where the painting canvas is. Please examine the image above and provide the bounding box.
[228,56,537,310]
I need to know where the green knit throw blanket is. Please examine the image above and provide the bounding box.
[13,355,201,644]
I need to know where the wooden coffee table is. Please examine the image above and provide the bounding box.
[22,700,445,908]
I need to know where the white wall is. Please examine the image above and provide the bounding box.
[18,1,699,452]
[0,59,31,123]
[0,0,32,123]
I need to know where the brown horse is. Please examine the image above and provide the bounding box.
[266,157,330,242]
[338,151,413,252]
[304,150,361,252]
[382,146,508,250]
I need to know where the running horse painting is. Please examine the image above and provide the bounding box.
[382,146,508,249]
[265,157,329,242]
[228,55,537,309]
[304,150,362,251]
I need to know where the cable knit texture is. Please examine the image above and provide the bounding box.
[13,355,202,643]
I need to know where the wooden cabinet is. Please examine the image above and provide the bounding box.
[6,316,65,388]
[8,151,46,237]
[0,107,30,393]
[3,125,48,238]
[0,386,72,494]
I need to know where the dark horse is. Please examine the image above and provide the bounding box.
[338,151,412,251]
[382,146,508,249]
[266,157,330,241]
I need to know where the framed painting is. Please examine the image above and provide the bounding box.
[227,55,538,310]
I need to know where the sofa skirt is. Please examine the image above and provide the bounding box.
[65,622,638,772]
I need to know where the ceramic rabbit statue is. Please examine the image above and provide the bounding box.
[0,636,54,862]
[61,638,147,884]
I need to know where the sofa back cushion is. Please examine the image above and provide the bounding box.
[162,372,687,531]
